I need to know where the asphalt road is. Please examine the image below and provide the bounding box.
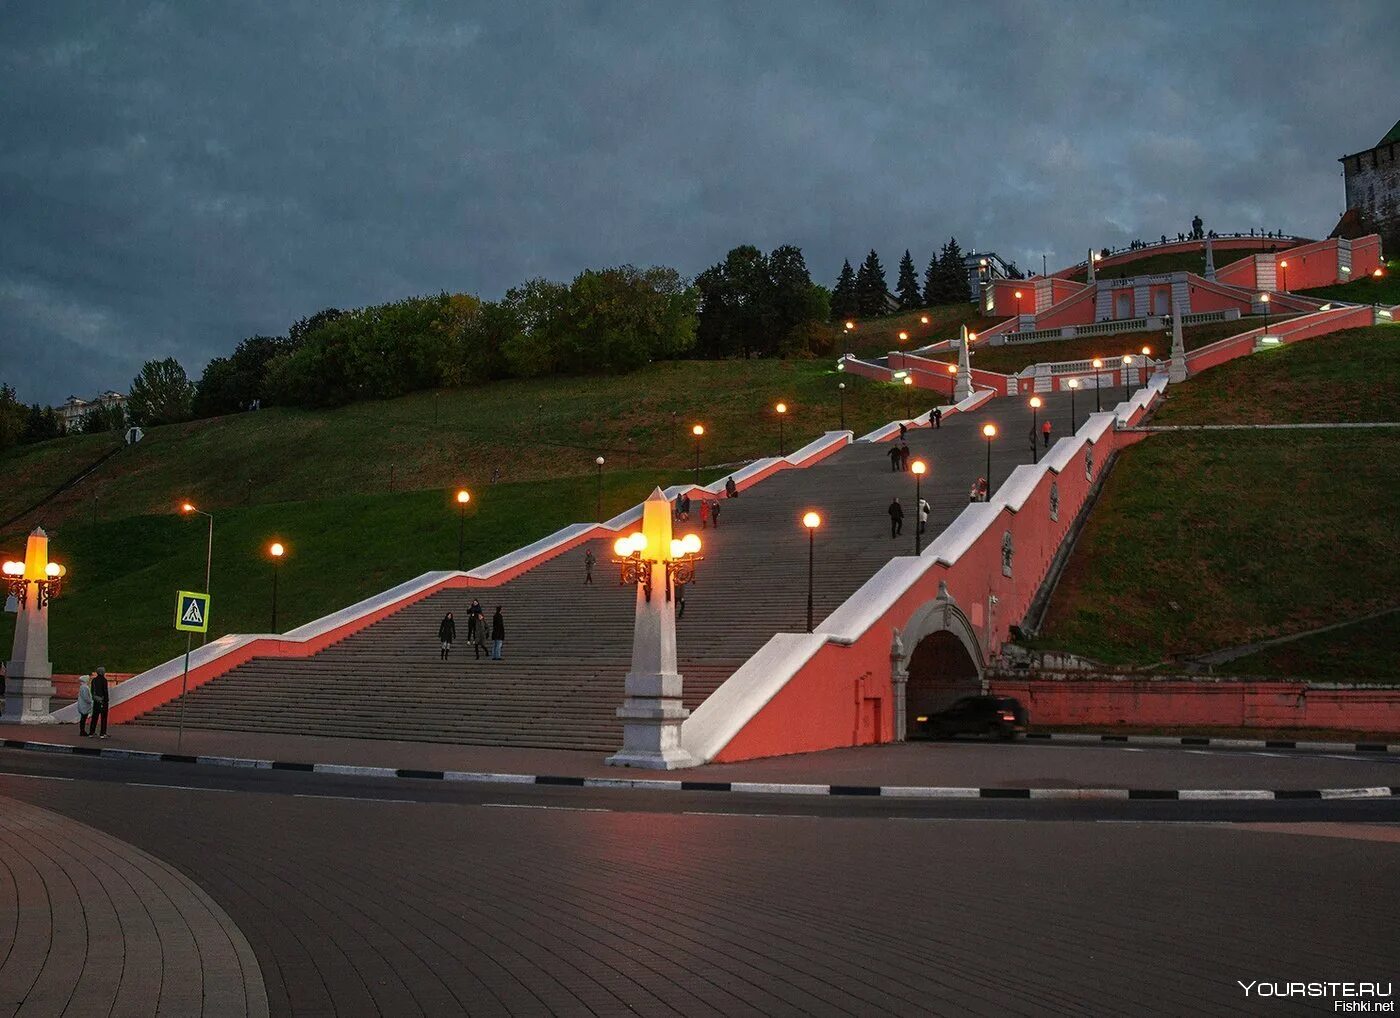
[2,747,1398,1016]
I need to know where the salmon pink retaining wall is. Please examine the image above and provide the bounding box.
[682,380,1165,763]
[1050,236,1309,280]
[989,677,1400,736]
[1184,305,1375,374]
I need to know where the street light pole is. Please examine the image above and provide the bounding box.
[903,375,913,419]
[180,503,214,645]
[775,402,787,457]
[1067,378,1078,433]
[838,382,846,431]
[1092,358,1103,412]
[802,512,821,633]
[455,489,471,570]
[1261,292,1271,335]
[982,423,997,499]
[595,457,605,522]
[1121,355,1133,402]
[1279,259,1288,293]
[268,542,285,632]
[911,460,926,555]
[1029,396,1042,463]
[691,424,704,485]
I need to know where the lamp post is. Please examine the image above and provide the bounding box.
[1261,292,1271,336]
[594,457,605,522]
[775,402,788,456]
[903,374,913,419]
[1067,378,1078,432]
[1141,345,1152,385]
[1121,354,1133,402]
[982,423,997,499]
[1014,289,1023,317]
[838,382,846,431]
[3,530,67,723]
[844,320,855,356]
[268,541,285,632]
[898,330,908,346]
[1091,358,1103,411]
[455,489,471,569]
[802,511,820,632]
[1029,396,1042,464]
[180,502,213,645]
[691,424,704,485]
[1279,259,1288,293]
[946,362,957,400]
[919,314,930,325]
[910,460,927,555]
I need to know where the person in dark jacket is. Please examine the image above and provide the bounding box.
[725,476,738,498]
[888,444,901,472]
[899,442,911,471]
[438,612,456,660]
[933,407,942,429]
[90,666,110,738]
[490,607,505,660]
[888,498,904,538]
[466,599,484,644]
[584,549,596,584]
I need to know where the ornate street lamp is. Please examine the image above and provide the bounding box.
[268,541,285,632]
[1029,396,1042,464]
[611,530,702,604]
[2,558,65,610]
[982,422,998,499]
[691,424,704,485]
[775,402,788,456]
[910,460,927,554]
[455,489,471,569]
[1092,357,1104,412]
[802,512,821,632]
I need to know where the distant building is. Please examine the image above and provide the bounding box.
[1337,117,1399,254]
[963,251,1018,309]
[56,390,127,432]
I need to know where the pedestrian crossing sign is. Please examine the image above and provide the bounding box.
[175,590,211,633]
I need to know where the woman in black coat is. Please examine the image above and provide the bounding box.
[490,607,505,660]
[438,612,456,660]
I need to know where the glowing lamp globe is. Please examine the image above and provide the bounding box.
[802,512,821,529]
[627,532,648,554]
[456,489,470,505]
[681,534,702,555]
[1029,396,1042,409]
[613,537,632,558]
[910,460,926,476]
[692,424,704,437]
[269,542,285,558]
[670,539,685,559]
[982,423,997,439]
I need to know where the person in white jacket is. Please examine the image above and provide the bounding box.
[77,675,94,737]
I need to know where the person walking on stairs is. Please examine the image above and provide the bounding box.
[466,599,484,645]
[933,407,942,429]
[77,675,93,737]
[899,442,911,471]
[473,616,489,659]
[1041,420,1052,447]
[888,444,901,472]
[710,501,721,528]
[584,548,596,584]
[90,666,109,738]
[899,422,907,440]
[918,498,930,535]
[438,612,456,660]
[699,500,710,529]
[490,607,506,660]
[888,498,904,538]
[725,476,738,499]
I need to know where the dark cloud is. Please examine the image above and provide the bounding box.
[2,0,1395,403]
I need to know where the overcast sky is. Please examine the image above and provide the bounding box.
[2,1,1396,404]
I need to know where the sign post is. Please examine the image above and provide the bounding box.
[174,591,210,752]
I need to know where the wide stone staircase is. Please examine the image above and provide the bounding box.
[134,393,1074,750]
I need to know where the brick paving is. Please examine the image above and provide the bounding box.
[5,778,1398,1016]
[0,794,268,1017]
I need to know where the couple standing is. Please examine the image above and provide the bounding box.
[439,600,506,660]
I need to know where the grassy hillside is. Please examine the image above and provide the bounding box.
[1298,258,1400,306]
[830,304,1003,359]
[0,467,722,673]
[1226,613,1400,682]
[1065,246,1255,283]
[1153,325,1400,424]
[918,315,1296,376]
[1037,327,1400,670]
[1,359,923,534]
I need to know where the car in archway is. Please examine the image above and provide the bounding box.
[911,696,1028,740]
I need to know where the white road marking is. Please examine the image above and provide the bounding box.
[682,811,820,819]
[294,793,421,804]
[481,803,609,812]
[0,773,73,781]
[128,782,239,793]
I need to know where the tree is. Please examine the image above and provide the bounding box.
[922,249,941,306]
[288,307,344,348]
[193,334,290,417]
[938,238,970,303]
[127,358,195,426]
[896,250,922,311]
[21,404,62,443]
[0,383,26,451]
[80,402,126,434]
[831,260,857,321]
[854,249,887,318]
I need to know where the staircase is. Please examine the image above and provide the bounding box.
[133,394,1072,751]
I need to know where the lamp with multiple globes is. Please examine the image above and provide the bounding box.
[3,558,67,610]
[611,529,701,604]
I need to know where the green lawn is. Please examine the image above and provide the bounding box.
[1,359,925,535]
[1153,325,1400,424]
[832,304,1003,360]
[918,316,1293,376]
[0,467,721,674]
[1036,431,1400,667]
[1298,258,1400,306]
[1064,246,1255,283]
[1226,613,1400,683]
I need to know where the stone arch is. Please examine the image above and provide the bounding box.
[890,584,985,740]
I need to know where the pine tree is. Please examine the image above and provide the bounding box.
[895,250,922,311]
[942,237,970,303]
[855,249,887,318]
[831,259,857,320]
[923,248,942,307]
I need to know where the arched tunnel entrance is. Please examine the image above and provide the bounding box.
[906,630,982,719]
[891,590,985,740]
